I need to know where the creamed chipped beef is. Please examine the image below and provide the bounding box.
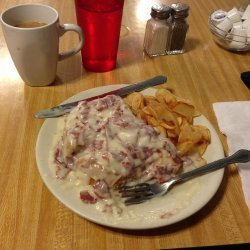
[54,95,183,209]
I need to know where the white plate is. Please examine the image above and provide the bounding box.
[36,85,224,230]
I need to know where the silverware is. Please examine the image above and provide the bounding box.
[118,149,250,205]
[34,75,167,118]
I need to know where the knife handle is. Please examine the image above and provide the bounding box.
[116,75,167,96]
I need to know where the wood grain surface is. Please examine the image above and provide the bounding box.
[0,0,249,249]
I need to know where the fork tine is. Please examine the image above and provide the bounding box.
[124,196,151,205]
[118,183,157,205]
[118,183,152,198]
[119,183,150,191]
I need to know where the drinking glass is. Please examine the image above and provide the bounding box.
[74,0,125,72]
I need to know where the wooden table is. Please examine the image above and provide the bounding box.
[0,0,249,249]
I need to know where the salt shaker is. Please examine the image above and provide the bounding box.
[167,3,189,55]
[143,4,171,57]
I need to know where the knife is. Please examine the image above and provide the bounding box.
[34,75,167,118]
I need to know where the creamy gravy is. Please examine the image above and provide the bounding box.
[51,95,204,218]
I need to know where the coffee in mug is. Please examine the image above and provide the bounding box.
[15,21,47,28]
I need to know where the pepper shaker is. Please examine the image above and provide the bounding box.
[143,4,171,57]
[167,3,189,55]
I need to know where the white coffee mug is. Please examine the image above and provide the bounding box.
[0,3,84,86]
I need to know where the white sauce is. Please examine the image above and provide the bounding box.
[50,95,203,219]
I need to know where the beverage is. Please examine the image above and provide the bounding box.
[15,21,47,28]
[1,3,83,86]
[74,0,124,72]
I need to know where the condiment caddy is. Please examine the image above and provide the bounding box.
[209,5,250,51]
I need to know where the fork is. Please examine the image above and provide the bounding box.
[118,149,250,205]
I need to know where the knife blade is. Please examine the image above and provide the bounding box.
[34,75,167,118]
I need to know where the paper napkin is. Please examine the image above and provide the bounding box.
[213,101,250,210]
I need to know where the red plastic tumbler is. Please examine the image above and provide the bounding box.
[74,0,125,72]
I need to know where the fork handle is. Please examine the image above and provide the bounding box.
[172,149,250,184]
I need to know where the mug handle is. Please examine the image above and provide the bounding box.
[58,24,84,61]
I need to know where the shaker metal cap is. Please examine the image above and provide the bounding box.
[171,3,189,18]
[151,4,171,19]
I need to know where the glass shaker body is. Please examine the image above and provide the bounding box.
[143,5,171,57]
[167,3,189,55]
